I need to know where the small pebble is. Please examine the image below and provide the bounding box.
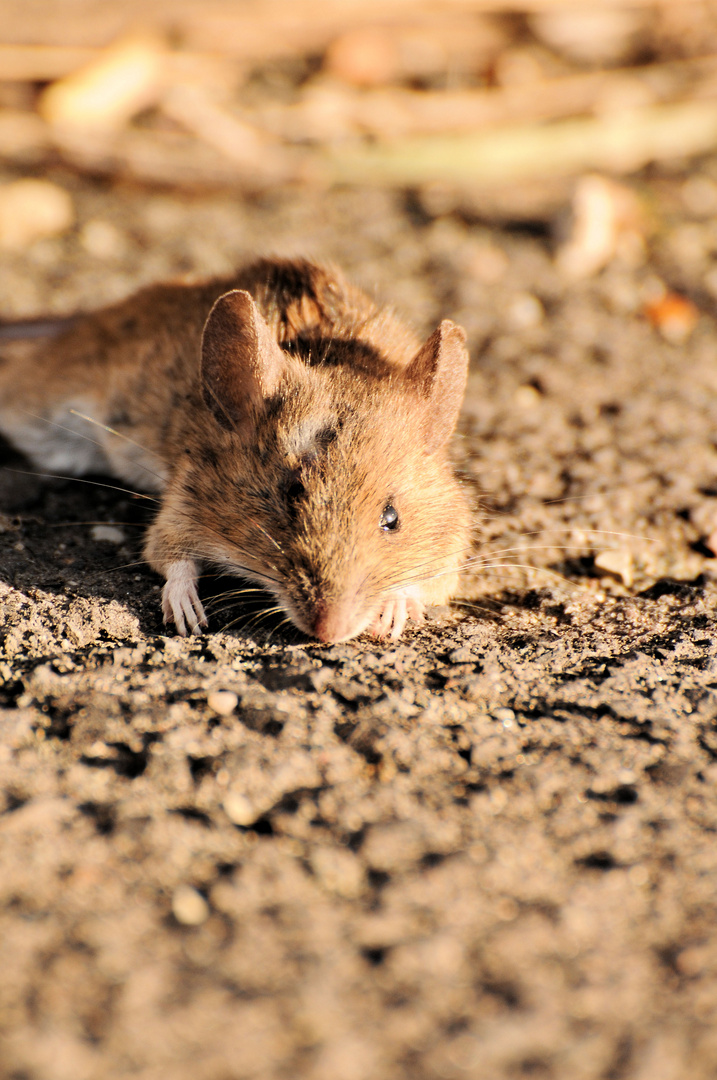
[643,292,698,345]
[595,549,634,588]
[506,293,543,330]
[0,178,74,250]
[324,28,398,86]
[529,7,645,65]
[86,740,112,758]
[80,218,126,259]
[448,646,474,664]
[223,792,257,826]
[171,884,209,926]
[514,384,542,409]
[557,175,645,281]
[493,707,515,725]
[308,666,334,692]
[207,690,238,716]
[91,524,126,544]
[675,943,706,977]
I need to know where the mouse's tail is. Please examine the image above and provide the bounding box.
[0,315,78,342]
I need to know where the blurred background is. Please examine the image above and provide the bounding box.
[1,2,717,228]
[1,0,717,342]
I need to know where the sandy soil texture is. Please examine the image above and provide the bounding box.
[2,170,717,1080]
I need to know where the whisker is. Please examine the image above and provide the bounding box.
[266,615,298,644]
[474,527,657,549]
[4,467,158,502]
[206,562,283,588]
[44,520,146,530]
[218,603,285,636]
[464,546,610,567]
[465,561,583,587]
[204,589,274,613]
[68,409,165,486]
[17,408,165,488]
[205,585,273,599]
[90,552,249,581]
[379,529,640,597]
[389,554,579,596]
[0,315,76,340]
[6,421,289,570]
[540,486,654,507]
[451,598,505,617]
[96,558,152,574]
[378,521,659,597]
[206,595,274,618]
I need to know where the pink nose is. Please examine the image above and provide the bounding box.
[311,600,351,644]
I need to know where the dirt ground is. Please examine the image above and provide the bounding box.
[3,163,717,1080]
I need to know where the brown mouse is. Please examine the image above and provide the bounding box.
[0,258,471,643]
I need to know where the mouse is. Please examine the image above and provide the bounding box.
[0,257,472,644]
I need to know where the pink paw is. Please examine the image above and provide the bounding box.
[162,559,207,636]
[367,594,425,640]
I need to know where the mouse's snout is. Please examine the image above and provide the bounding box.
[309,597,363,644]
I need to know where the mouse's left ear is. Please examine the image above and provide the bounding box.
[404,320,468,453]
[201,289,287,432]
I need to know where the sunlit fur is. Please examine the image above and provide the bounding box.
[145,358,471,640]
[0,258,472,642]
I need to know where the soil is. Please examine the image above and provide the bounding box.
[3,165,717,1080]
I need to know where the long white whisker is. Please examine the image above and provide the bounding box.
[219,603,285,636]
[44,520,146,529]
[16,408,165,488]
[451,598,504,617]
[464,562,582,586]
[68,409,165,486]
[4,467,157,502]
[205,590,272,611]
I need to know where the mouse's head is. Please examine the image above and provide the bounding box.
[182,288,471,642]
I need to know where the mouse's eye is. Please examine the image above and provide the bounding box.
[379,504,399,532]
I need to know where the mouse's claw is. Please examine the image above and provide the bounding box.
[368,593,425,640]
[162,559,207,636]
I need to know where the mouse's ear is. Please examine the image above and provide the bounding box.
[201,289,287,431]
[404,320,468,452]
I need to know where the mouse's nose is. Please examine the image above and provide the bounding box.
[310,598,356,644]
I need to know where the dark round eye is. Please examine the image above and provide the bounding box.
[379,504,399,532]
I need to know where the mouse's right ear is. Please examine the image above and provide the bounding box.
[404,320,469,453]
[200,289,287,432]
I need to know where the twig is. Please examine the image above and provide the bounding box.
[267,56,717,141]
[320,100,717,186]
[161,84,293,183]
[49,125,294,189]
[0,42,240,87]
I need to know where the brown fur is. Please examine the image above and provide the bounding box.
[0,258,472,642]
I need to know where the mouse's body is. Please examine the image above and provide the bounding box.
[0,258,471,643]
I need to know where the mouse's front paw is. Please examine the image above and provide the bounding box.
[162,559,208,636]
[368,593,425,640]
